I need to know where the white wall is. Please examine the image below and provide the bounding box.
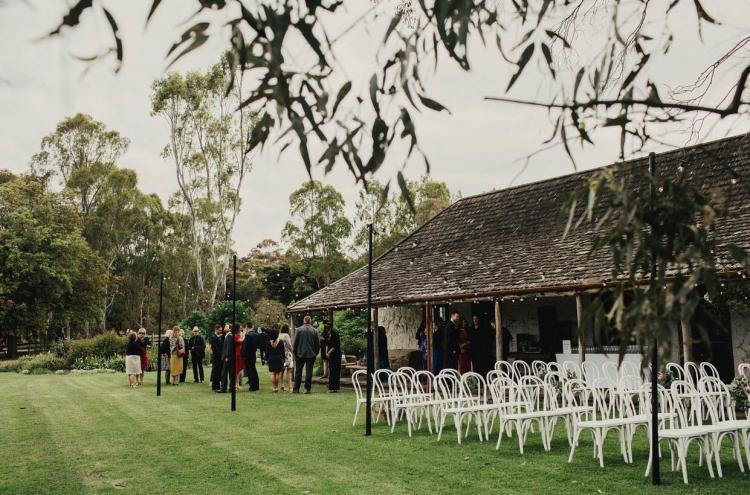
[731,311,750,367]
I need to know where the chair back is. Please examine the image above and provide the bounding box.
[697,376,735,423]
[435,373,461,406]
[546,361,562,375]
[372,369,393,399]
[414,370,435,395]
[496,360,516,382]
[460,371,487,405]
[518,375,545,412]
[563,378,590,413]
[699,362,720,380]
[513,360,532,378]
[352,370,366,401]
[531,360,547,377]
[683,361,700,387]
[670,380,700,428]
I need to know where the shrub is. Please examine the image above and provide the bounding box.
[49,339,70,358]
[335,310,367,358]
[181,310,208,336]
[71,355,125,372]
[206,300,250,331]
[0,353,66,373]
[253,298,286,329]
[67,332,126,364]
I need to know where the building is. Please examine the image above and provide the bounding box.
[287,133,750,381]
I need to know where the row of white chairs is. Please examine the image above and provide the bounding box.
[352,360,750,484]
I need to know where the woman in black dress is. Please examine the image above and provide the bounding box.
[265,329,285,392]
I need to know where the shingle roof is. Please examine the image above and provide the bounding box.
[288,133,750,313]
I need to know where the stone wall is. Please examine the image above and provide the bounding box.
[731,311,750,368]
[377,305,422,350]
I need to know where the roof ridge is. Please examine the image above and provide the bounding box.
[451,132,750,205]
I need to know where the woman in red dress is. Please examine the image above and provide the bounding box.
[234,331,244,391]
[458,318,471,375]
[136,328,150,386]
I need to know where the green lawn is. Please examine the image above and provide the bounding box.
[0,369,747,494]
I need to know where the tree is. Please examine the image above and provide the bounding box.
[353,176,455,258]
[282,181,352,289]
[253,298,287,329]
[151,57,256,308]
[565,164,750,361]
[0,174,104,356]
[47,1,750,198]
[31,113,129,219]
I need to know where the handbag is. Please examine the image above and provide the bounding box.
[176,346,186,357]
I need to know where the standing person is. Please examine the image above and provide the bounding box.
[431,317,444,374]
[256,326,268,365]
[169,327,186,386]
[292,315,320,394]
[209,325,224,391]
[326,324,342,393]
[125,332,142,388]
[320,323,330,379]
[444,311,461,370]
[241,322,260,392]
[501,325,513,362]
[233,328,244,391]
[188,327,206,383]
[277,324,294,392]
[160,329,172,386]
[136,328,150,386]
[219,323,238,393]
[179,328,189,383]
[415,320,427,370]
[377,326,390,370]
[457,317,471,375]
[265,328,285,392]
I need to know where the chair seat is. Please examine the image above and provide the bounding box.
[704,420,750,433]
[659,425,714,439]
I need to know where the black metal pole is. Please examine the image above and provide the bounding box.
[231,254,237,412]
[365,223,374,436]
[156,273,163,397]
[648,152,661,485]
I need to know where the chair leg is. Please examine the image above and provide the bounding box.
[713,434,724,478]
[455,414,463,444]
[353,402,361,426]
[679,439,689,484]
[568,427,581,463]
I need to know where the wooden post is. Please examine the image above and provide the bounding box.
[425,303,432,372]
[575,293,585,364]
[494,299,502,363]
[372,307,380,370]
[680,319,692,363]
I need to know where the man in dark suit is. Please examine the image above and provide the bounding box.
[218,324,236,393]
[188,327,206,383]
[240,322,260,391]
[444,311,461,370]
[209,325,224,391]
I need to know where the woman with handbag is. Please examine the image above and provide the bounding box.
[169,327,186,385]
[278,324,294,392]
[265,328,285,392]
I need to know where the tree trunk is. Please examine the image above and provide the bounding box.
[6,335,18,359]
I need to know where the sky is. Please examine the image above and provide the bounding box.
[1,1,748,255]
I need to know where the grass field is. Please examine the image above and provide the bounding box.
[0,369,747,494]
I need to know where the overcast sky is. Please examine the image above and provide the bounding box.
[1,1,748,254]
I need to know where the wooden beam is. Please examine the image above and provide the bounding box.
[372,307,380,370]
[575,293,585,364]
[425,303,432,372]
[494,299,502,363]
[680,319,692,363]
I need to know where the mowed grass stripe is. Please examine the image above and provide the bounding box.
[0,371,748,494]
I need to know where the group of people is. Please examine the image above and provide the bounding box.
[207,315,342,394]
[415,310,512,376]
[157,326,206,386]
[124,328,152,387]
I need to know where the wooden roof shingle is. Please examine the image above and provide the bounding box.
[288,133,750,312]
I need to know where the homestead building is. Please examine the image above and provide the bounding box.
[288,134,750,382]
